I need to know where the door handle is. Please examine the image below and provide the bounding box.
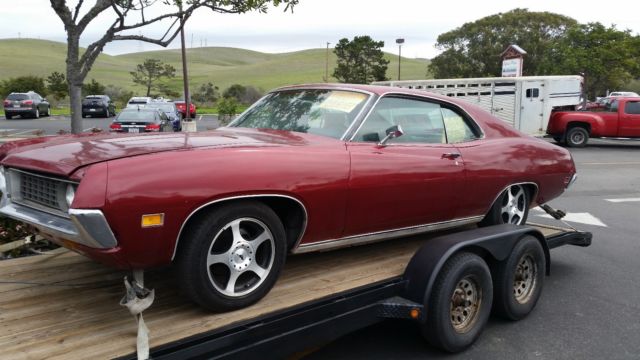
[441,153,461,160]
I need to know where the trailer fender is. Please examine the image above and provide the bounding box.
[401,224,550,309]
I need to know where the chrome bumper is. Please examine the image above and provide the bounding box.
[0,200,117,249]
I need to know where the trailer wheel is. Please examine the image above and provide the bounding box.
[422,252,493,353]
[566,127,589,147]
[492,235,545,320]
[176,201,287,312]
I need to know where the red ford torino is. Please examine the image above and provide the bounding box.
[0,84,576,310]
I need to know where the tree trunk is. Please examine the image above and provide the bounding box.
[66,34,83,134]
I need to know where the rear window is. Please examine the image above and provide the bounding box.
[7,94,28,101]
[116,110,158,122]
[147,104,176,112]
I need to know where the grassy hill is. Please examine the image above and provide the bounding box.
[0,38,431,94]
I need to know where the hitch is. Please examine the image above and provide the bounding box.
[539,204,566,220]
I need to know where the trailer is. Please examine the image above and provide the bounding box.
[0,222,591,359]
[373,76,583,136]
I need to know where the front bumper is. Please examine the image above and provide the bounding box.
[0,199,117,249]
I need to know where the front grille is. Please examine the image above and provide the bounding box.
[20,173,61,209]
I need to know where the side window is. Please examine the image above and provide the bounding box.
[609,100,619,112]
[525,88,539,98]
[441,108,479,143]
[624,101,640,115]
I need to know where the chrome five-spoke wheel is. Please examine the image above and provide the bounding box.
[500,185,528,225]
[177,201,286,312]
[207,218,275,297]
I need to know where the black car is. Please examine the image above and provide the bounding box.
[109,108,171,133]
[82,95,116,118]
[3,91,50,119]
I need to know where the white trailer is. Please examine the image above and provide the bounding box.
[373,75,583,136]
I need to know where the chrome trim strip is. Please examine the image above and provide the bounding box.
[171,194,309,261]
[292,216,483,254]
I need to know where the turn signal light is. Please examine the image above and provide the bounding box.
[141,213,164,228]
[409,308,421,319]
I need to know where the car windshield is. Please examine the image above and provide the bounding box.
[7,94,29,101]
[230,89,369,139]
[116,110,157,122]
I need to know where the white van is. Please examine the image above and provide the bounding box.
[126,96,152,108]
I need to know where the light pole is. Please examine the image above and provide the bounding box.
[396,38,404,81]
[323,42,330,82]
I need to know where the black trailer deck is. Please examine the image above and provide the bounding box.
[0,223,590,359]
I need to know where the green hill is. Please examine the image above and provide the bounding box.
[0,38,431,94]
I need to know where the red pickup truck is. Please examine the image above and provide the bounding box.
[547,97,640,147]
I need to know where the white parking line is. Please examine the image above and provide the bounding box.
[605,198,640,203]
[532,207,607,227]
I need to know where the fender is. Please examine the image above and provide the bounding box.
[401,224,550,313]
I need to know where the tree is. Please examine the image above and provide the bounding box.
[1,76,47,97]
[539,23,640,99]
[82,79,106,96]
[192,82,219,103]
[130,58,176,97]
[217,97,239,125]
[332,36,389,84]
[46,72,68,100]
[429,9,577,78]
[223,84,246,102]
[49,0,298,133]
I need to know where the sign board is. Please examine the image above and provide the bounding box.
[502,58,522,77]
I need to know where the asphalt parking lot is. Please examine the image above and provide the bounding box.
[307,140,640,359]
[0,116,638,359]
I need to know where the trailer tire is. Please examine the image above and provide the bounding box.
[422,252,492,353]
[176,201,287,312]
[566,126,588,147]
[492,235,545,320]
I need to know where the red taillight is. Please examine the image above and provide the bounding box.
[145,124,160,132]
[22,100,33,105]
[109,123,122,131]
[190,104,196,111]
[3,100,10,106]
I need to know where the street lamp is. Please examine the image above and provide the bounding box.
[396,38,404,81]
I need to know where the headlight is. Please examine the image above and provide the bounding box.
[65,184,76,207]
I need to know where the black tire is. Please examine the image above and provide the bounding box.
[480,185,530,226]
[422,252,493,353]
[176,201,287,312]
[566,126,588,147]
[492,235,545,321]
[553,136,564,145]
[5,113,12,120]
[33,108,40,119]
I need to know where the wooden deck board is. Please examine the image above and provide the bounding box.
[0,224,567,359]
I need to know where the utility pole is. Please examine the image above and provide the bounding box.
[323,42,330,82]
[396,38,404,81]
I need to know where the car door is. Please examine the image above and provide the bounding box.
[619,100,640,137]
[344,96,466,237]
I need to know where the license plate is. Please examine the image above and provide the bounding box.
[89,108,96,112]
[128,128,139,133]
[13,104,20,108]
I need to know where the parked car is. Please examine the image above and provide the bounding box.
[126,96,152,108]
[108,107,170,133]
[3,91,50,119]
[0,84,577,312]
[174,99,196,118]
[82,95,116,118]
[548,96,640,146]
[146,101,181,131]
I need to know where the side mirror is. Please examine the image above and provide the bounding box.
[378,125,404,147]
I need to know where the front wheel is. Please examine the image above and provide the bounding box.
[480,184,530,226]
[566,127,589,147]
[33,108,40,119]
[492,235,546,320]
[422,252,493,353]
[176,201,287,312]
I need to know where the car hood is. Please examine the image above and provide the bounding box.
[0,128,326,176]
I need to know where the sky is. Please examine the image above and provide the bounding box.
[1,0,639,58]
